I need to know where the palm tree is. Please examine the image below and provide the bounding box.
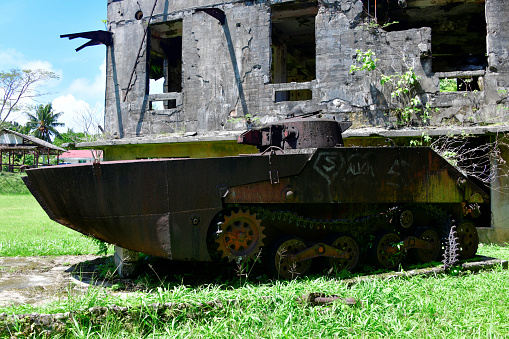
[26,104,65,142]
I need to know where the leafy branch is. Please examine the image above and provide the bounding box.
[227,113,260,130]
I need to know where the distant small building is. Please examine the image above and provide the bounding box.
[0,129,66,172]
[60,150,103,164]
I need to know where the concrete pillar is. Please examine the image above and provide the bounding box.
[114,246,139,277]
[478,135,509,244]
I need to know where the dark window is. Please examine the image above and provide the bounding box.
[271,1,317,85]
[275,89,312,103]
[362,0,487,73]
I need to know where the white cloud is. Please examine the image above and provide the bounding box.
[0,49,63,86]
[44,57,106,134]
[0,49,63,114]
[1,48,106,134]
[52,94,96,133]
[67,59,106,102]
[53,59,106,133]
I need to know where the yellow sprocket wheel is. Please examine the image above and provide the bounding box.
[215,209,265,261]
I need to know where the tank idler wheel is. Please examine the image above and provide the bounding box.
[456,220,479,259]
[413,228,441,263]
[269,237,311,280]
[399,210,414,229]
[372,232,403,270]
[328,234,359,272]
[215,209,265,261]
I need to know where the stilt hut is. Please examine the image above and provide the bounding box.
[0,129,65,172]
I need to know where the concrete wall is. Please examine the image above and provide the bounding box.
[479,135,509,244]
[103,0,509,138]
[100,1,468,137]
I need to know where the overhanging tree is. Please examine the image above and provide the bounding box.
[0,69,59,126]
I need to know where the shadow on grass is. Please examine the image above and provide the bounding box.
[65,253,505,293]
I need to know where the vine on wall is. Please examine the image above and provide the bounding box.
[350,49,434,126]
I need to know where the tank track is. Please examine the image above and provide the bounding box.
[217,204,463,275]
[228,203,453,235]
[241,205,402,230]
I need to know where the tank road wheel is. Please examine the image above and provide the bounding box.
[269,237,311,279]
[328,234,360,272]
[372,232,403,270]
[215,209,265,261]
[456,220,479,259]
[413,228,441,263]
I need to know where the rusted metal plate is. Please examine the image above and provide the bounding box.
[25,153,311,261]
[24,138,488,264]
[226,147,489,204]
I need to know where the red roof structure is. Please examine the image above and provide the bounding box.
[61,150,97,159]
[60,149,103,164]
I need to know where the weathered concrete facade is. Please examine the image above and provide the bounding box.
[104,0,509,138]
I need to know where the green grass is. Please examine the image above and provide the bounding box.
[0,244,507,338]
[1,182,509,337]
[3,257,509,338]
[0,172,30,194]
[0,194,99,256]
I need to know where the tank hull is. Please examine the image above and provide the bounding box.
[24,147,488,264]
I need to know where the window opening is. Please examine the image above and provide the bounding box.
[439,76,483,93]
[271,0,317,100]
[149,20,183,109]
[362,1,487,73]
[275,89,312,103]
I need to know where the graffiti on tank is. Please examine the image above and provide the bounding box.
[314,151,407,188]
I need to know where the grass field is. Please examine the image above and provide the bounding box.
[1,190,509,337]
[0,194,98,256]
[2,245,509,338]
[0,172,30,195]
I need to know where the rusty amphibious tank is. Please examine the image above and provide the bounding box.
[23,118,488,279]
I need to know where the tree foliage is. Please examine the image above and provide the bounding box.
[0,69,59,126]
[2,120,31,135]
[53,129,87,147]
[25,103,65,142]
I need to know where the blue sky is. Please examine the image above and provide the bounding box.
[0,0,107,131]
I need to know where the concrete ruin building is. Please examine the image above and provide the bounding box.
[68,0,509,243]
[99,0,509,137]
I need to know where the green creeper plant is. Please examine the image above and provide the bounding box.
[350,49,434,126]
[227,113,260,130]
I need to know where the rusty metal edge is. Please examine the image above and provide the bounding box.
[22,176,92,238]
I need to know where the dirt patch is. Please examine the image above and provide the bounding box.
[0,255,114,307]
